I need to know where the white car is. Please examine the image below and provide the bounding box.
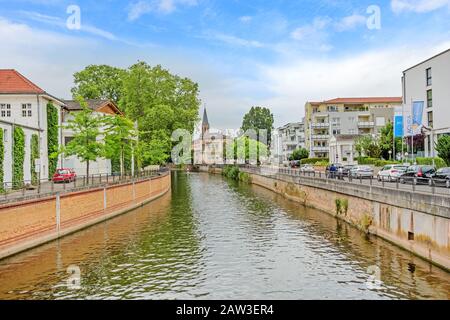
[377,165,409,182]
[300,164,315,173]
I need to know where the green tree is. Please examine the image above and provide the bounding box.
[241,107,274,145]
[138,130,171,166]
[59,97,104,179]
[435,135,450,166]
[234,136,268,164]
[31,134,39,185]
[355,135,382,159]
[290,148,309,161]
[71,65,126,104]
[104,115,136,177]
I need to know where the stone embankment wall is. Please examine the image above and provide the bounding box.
[0,173,171,260]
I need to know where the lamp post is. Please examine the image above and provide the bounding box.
[405,152,409,164]
[388,150,392,161]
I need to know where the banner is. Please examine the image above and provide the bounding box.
[394,107,403,138]
[411,101,424,135]
[403,104,413,137]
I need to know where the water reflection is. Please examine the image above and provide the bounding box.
[0,172,448,300]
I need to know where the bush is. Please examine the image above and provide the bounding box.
[13,127,25,189]
[374,160,401,167]
[47,103,59,179]
[301,158,327,165]
[238,172,251,183]
[223,165,240,180]
[416,157,446,169]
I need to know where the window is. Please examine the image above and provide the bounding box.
[0,104,11,117]
[427,90,433,108]
[22,103,32,117]
[426,68,432,86]
[427,111,433,128]
[332,129,341,135]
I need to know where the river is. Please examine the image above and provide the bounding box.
[0,172,448,300]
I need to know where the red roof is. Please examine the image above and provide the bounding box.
[0,69,45,94]
[323,97,402,104]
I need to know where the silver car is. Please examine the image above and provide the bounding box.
[350,165,374,179]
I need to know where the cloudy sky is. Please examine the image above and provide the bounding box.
[0,0,449,129]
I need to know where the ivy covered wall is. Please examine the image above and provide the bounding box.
[31,134,39,185]
[0,129,4,192]
[47,102,59,179]
[13,126,25,189]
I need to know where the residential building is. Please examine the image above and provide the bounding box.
[304,97,402,161]
[0,69,65,185]
[402,48,450,158]
[274,121,306,163]
[269,129,283,164]
[61,99,123,175]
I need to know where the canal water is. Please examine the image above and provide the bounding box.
[0,172,449,300]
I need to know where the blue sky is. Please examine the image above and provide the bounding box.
[0,0,449,129]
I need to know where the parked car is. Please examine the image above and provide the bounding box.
[52,168,77,183]
[349,165,374,179]
[342,165,356,177]
[326,163,343,178]
[300,164,315,173]
[430,167,450,188]
[377,165,409,182]
[290,160,301,168]
[399,165,436,185]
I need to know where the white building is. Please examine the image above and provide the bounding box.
[62,99,123,175]
[273,121,306,164]
[402,48,450,158]
[0,69,65,185]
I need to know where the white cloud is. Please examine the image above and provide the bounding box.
[128,0,198,21]
[391,0,450,13]
[291,17,331,41]
[335,14,367,31]
[203,31,265,48]
[239,16,252,23]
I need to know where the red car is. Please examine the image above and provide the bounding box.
[52,168,77,183]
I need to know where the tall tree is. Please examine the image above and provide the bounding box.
[241,107,274,145]
[104,115,137,177]
[59,97,104,179]
[435,135,450,166]
[71,65,126,104]
[290,148,309,161]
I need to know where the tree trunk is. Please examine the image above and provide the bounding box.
[120,145,124,178]
[86,160,90,185]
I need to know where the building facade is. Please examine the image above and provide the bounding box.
[0,70,65,186]
[402,48,450,158]
[271,122,305,164]
[61,99,123,175]
[304,97,402,160]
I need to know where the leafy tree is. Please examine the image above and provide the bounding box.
[137,130,172,166]
[59,97,104,179]
[241,107,274,145]
[435,135,450,166]
[71,65,126,104]
[290,148,309,161]
[355,135,381,159]
[104,115,137,177]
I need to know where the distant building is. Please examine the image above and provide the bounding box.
[271,121,305,164]
[0,69,65,185]
[304,97,402,161]
[62,99,123,175]
[402,48,450,158]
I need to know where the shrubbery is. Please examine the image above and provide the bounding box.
[416,157,446,169]
[301,158,327,165]
[222,165,252,183]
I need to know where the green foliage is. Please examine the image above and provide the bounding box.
[435,135,450,166]
[355,135,382,159]
[137,130,171,166]
[335,198,349,216]
[59,97,104,177]
[222,165,240,180]
[416,157,446,169]
[47,102,58,179]
[301,158,328,165]
[13,127,25,189]
[238,172,252,183]
[233,136,269,163]
[71,65,126,104]
[289,148,309,161]
[120,62,200,165]
[31,134,39,185]
[241,106,274,145]
[0,129,3,191]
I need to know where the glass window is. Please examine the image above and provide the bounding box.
[427,111,433,128]
[0,104,10,118]
[426,68,432,86]
[427,90,432,108]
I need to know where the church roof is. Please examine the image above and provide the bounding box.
[202,108,209,126]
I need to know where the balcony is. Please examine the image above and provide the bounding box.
[311,122,330,128]
[358,122,374,128]
[311,134,330,140]
[312,146,329,152]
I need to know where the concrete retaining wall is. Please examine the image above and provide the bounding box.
[0,173,171,260]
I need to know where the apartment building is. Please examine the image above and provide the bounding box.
[304,97,402,160]
[271,121,305,164]
[402,48,450,157]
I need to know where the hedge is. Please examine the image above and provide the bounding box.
[416,157,446,169]
[13,127,25,189]
[47,102,58,179]
[0,129,3,192]
[31,134,39,185]
[301,158,328,165]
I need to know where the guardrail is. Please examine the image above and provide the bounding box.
[0,168,170,204]
[240,165,450,197]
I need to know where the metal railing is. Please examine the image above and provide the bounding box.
[0,168,169,204]
[241,165,450,197]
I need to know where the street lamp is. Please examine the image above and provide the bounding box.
[388,150,392,161]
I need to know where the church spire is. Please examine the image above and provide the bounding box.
[202,108,209,127]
